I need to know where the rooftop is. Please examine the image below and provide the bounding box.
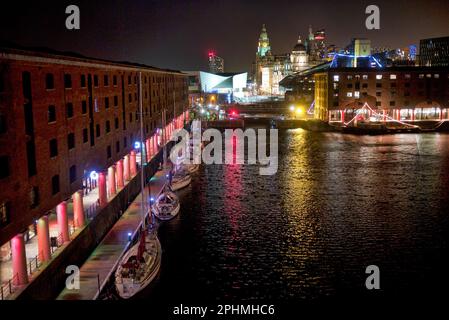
[0,41,183,74]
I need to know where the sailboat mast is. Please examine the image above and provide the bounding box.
[162,109,167,166]
[139,72,145,230]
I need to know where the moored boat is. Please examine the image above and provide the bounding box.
[170,168,192,191]
[151,188,180,221]
[115,232,161,299]
[184,163,199,173]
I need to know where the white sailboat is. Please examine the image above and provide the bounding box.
[171,171,192,191]
[114,231,161,299]
[151,95,181,220]
[115,72,161,299]
[151,185,180,221]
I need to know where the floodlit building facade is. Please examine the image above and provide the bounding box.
[0,44,188,286]
[252,24,326,96]
[199,71,247,101]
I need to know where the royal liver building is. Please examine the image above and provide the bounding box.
[252,24,325,95]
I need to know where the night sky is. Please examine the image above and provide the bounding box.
[1,0,448,72]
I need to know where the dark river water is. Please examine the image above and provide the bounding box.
[143,130,449,303]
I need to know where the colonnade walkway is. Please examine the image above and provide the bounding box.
[57,168,169,300]
[0,111,187,300]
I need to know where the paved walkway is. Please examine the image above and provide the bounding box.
[57,168,169,300]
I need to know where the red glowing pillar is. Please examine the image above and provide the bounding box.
[116,159,124,188]
[130,150,137,176]
[124,155,130,181]
[72,190,85,228]
[98,171,108,206]
[146,139,151,159]
[341,109,345,123]
[148,136,154,158]
[411,109,415,121]
[383,110,387,122]
[11,233,28,285]
[108,166,116,196]
[37,215,51,262]
[56,201,70,243]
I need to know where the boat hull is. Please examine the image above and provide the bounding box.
[115,236,161,299]
[171,174,192,191]
[185,164,199,173]
[152,202,180,221]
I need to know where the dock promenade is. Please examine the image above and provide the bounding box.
[57,168,170,300]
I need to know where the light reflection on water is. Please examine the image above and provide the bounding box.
[144,130,449,301]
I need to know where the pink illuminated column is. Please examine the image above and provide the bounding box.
[124,155,130,181]
[98,171,108,206]
[11,233,28,285]
[130,151,137,176]
[151,136,155,154]
[116,159,124,188]
[341,110,345,123]
[72,190,85,228]
[108,166,116,196]
[153,136,157,153]
[57,201,70,243]
[37,215,51,262]
[146,139,151,159]
[411,109,415,121]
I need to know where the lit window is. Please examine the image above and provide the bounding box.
[405,74,411,79]
[376,75,383,80]
[347,92,353,97]
[354,91,360,98]
[362,75,368,80]
[434,74,440,79]
[347,75,353,80]
[333,75,339,82]
[390,74,397,80]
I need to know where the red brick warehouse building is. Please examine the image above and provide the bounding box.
[0,44,189,278]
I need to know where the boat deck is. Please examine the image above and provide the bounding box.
[56,169,169,300]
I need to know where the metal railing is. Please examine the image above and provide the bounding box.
[27,254,41,276]
[0,273,18,300]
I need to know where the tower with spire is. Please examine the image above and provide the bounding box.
[257,24,271,57]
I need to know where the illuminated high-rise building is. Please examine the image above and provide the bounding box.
[419,36,449,67]
[208,52,224,73]
[314,29,326,60]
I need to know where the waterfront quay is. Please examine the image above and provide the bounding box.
[0,43,189,300]
[57,168,169,300]
[5,128,182,300]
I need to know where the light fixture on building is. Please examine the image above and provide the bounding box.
[89,171,99,180]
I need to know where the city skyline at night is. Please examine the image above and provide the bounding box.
[1,0,449,317]
[0,0,448,72]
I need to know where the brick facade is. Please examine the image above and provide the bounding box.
[0,47,188,245]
